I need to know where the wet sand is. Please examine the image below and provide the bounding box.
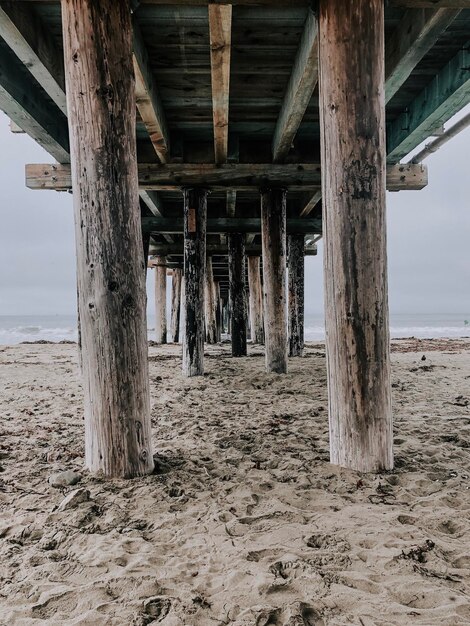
[0,339,469,625]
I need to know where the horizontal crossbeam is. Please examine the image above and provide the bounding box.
[148,243,318,256]
[25,162,428,192]
[142,217,322,234]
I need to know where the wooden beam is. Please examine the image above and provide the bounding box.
[25,162,428,191]
[299,190,322,217]
[154,255,168,344]
[20,0,470,7]
[62,0,152,477]
[226,189,237,217]
[139,190,173,243]
[209,4,232,164]
[385,8,460,103]
[272,9,318,162]
[150,243,318,256]
[0,1,67,114]
[319,0,392,472]
[142,217,322,234]
[0,46,69,163]
[182,188,207,377]
[133,20,170,163]
[261,188,288,374]
[228,233,247,356]
[288,233,304,357]
[387,40,470,163]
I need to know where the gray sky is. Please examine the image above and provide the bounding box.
[0,110,469,317]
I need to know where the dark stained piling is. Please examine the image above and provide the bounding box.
[288,234,305,357]
[319,0,393,472]
[61,0,153,477]
[260,188,288,373]
[205,256,218,344]
[182,187,207,376]
[228,233,247,356]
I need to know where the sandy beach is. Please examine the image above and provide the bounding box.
[0,339,469,625]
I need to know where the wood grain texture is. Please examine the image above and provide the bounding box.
[260,188,288,374]
[247,256,264,344]
[319,0,393,472]
[25,162,428,191]
[209,4,232,164]
[272,9,318,162]
[288,233,304,357]
[205,257,218,343]
[228,233,247,356]
[154,255,167,343]
[170,268,182,343]
[385,7,460,103]
[141,217,322,235]
[0,1,66,113]
[61,0,153,477]
[133,19,170,162]
[182,188,207,376]
[387,38,470,162]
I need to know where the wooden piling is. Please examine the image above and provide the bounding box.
[288,234,304,357]
[319,0,393,472]
[260,188,288,373]
[170,268,182,343]
[205,257,218,344]
[228,233,247,356]
[247,256,264,344]
[61,0,153,477]
[154,255,167,344]
[215,282,222,342]
[182,187,207,376]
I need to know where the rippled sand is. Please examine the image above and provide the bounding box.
[0,339,469,625]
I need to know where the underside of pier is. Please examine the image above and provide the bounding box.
[1,0,470,476]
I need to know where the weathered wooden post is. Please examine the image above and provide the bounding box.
[183,188,207,376]
[228,233,247,356]
[260,188,288,373]
[170,268,182,343]
[154,255,167,344]
[61,0,153,477]
[205,256,218,343]
[288,234,304,356]
[215,281,222,342]
[319,0,393,472]
[247,256,264,344]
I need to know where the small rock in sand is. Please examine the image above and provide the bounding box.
[58,488,90,511]
[49,470,81,488]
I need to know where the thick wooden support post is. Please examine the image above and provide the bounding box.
[205,257,218,343]
[260,188,288,373]
[182,188,207,376]
[319,0,393,472]
[215,282,223,341]
[288,234,305,357]
[154,255,167,344]
[247,256,264,344]
[228,233,247,356]
[62,0,152,477]
[170,268,182,343]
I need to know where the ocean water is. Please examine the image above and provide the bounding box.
[0,313,468,345]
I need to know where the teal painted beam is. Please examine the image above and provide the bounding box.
[387,41,470,163]
[0,43,69,163]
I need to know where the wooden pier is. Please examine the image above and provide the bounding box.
[1,0,469,476]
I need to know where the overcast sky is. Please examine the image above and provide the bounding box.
[0,110,469,318]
